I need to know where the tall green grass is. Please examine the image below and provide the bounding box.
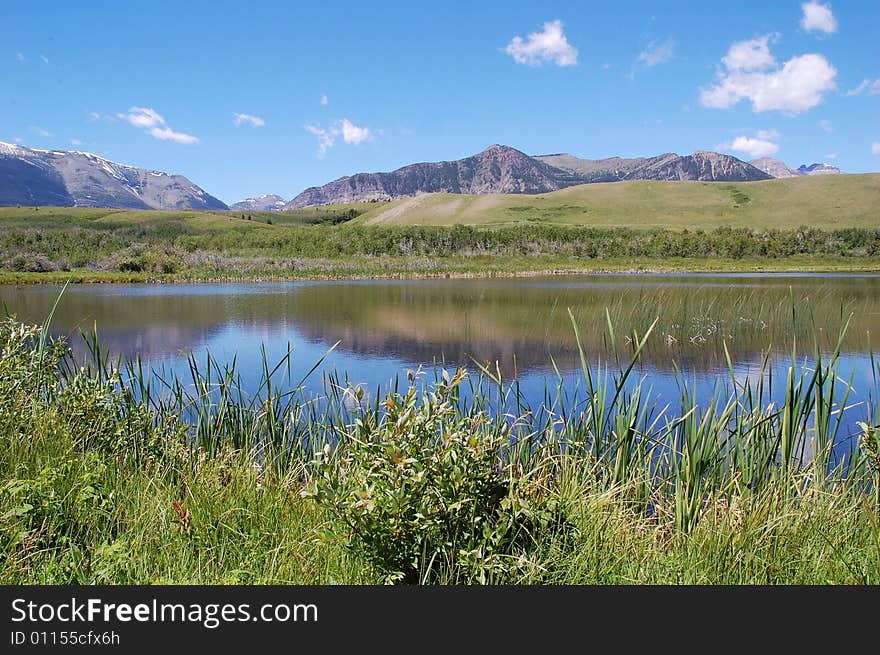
[1,303,878,584]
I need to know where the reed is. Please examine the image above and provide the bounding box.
[1,299,878,584]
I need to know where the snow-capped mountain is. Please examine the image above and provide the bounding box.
[0,141,227,210]
[229,194,287,212]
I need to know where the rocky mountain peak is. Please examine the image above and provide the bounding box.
[749,157,799,179]
[284,144,578,209]
[477,144,525,157]
[0,142,227,210]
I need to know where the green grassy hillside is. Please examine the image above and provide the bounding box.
[354,174,880,229]
[0,204,380,231]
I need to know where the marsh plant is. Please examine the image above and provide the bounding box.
[1,299,879,584]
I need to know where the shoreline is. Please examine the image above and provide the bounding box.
[0,260,880,286]
[2,256,879,285]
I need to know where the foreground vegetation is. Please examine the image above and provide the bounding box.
[1,202,879,282]
[2,304,878,584]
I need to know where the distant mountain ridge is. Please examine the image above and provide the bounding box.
[229,194,286,212]
[749,157,841,178]
[285,145,772,209]
[1,141,849,213]
[0,142,227,210]
[797,162,841,175]
[534,150,772,183]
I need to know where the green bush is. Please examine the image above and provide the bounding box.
[115,248,178,274]
[117,258,143,273]
[304,369,565,583]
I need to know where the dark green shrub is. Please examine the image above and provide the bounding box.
[117,259,143,273]
[304,370,565,583]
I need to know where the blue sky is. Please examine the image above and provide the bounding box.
[3,0,879,204]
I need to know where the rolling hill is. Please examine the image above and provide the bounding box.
[352,173,880,230]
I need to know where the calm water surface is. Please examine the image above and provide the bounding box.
[2,274,878,443]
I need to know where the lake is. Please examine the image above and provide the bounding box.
[2,273,878,446]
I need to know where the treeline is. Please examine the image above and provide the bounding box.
[2,224,879,273]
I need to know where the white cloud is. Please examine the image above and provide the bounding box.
[12,136,23,143]
[819,119,833,132]
[873,142,880,156]
[719,128,782,158]
[339,118,372,145]
[305,125,334,158]
[118,107,164,129]
[719,135,780,158]
[29,126,53,138]
[637,38,675,67]
[70,138,83,146]
[504,19,578,67]
[305,118,374,157]
[117,106,199,144]
[88,111,102,121]
[701,38,837,114]
[722,34,777,72]
[40,55,49,64]
[801,1,838,35]
[320,94,328,106]
[148,127,199,144]
[16,52,24,62]
[825,152,837,160]
[234,112,265,127]
[846,79,880,96]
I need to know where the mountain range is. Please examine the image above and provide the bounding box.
[748,157,841,179]
[0,141,846,212]
[282,145,774,209]
[0,142,227,210]
[534,150,774,183]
